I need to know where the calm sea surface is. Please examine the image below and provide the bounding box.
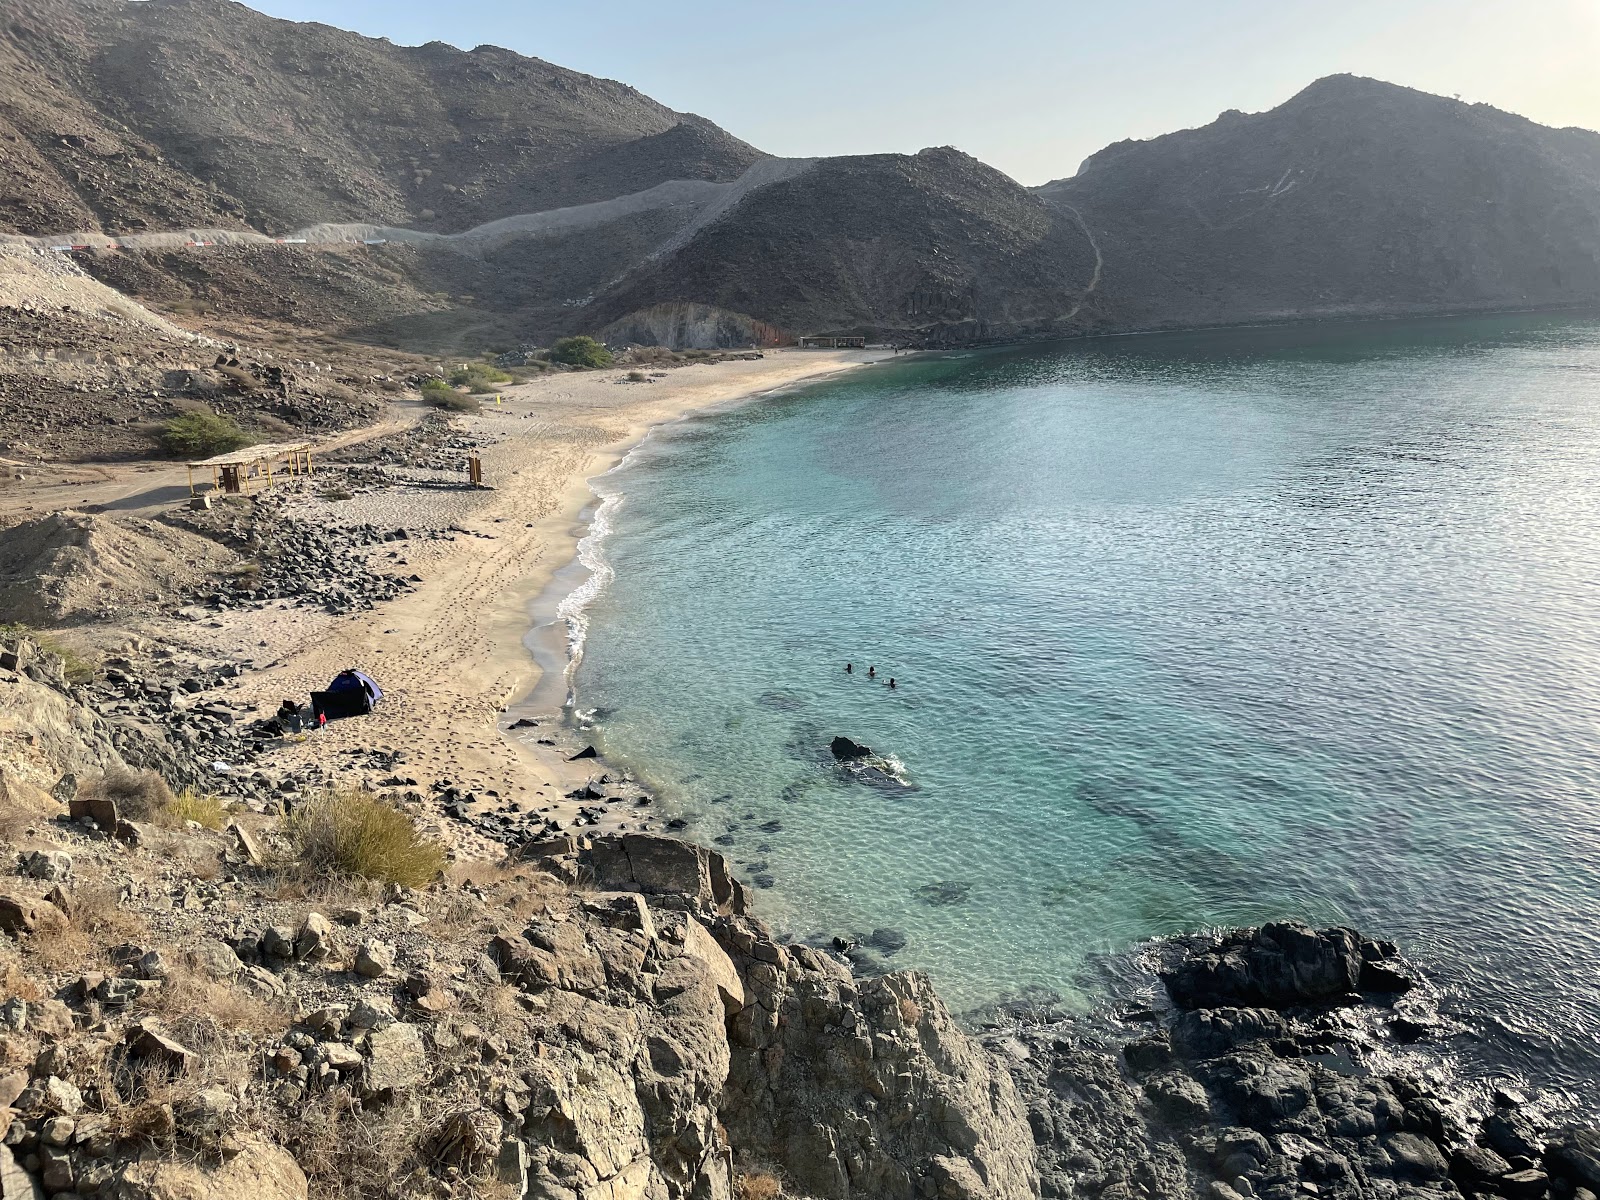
[568,314,1600,1104]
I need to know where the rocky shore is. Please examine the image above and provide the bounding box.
[2,363,1595,1200]
[6,612,1599,1200]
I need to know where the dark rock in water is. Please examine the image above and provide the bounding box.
[913,881,970,907]
[758,819,783,833]
[567,745,598,760]
[750,873,775,889]
[1358,958,1416,994]
[866,927,907,954]
[664,817,688,831]
[508,717,538,730]
[1546,1128,1600,1191]
[1162,921,1373,1010]
[712,833,735,847]
[829,735,871,761]
[1171,1006,1291,1059]
[1388,1015,1434,1043]
[989,921,1600,1200]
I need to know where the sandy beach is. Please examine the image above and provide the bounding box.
[168,348,895,847]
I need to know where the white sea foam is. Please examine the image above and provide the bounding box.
[556,435,656,704]
[555,487,621,700]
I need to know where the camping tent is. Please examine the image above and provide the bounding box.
[310,669,383,722]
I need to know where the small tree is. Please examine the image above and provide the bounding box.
[159,411,253,458]
[549,336,614,369]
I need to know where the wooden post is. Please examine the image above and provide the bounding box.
[468,456,483,487]
[186,465,195,497]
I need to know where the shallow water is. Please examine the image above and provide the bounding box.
[570,314,1600,1105]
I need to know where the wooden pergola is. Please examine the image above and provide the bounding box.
[186,441,314,496]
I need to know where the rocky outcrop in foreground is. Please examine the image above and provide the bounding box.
[0,783,1038,1200]
[995,922,1599,1200]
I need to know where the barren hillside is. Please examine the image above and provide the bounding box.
[1040,75,1600,329]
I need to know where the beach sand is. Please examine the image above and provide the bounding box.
[181,349,894,848]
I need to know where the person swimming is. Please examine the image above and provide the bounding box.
[845,662,853,674]
[868,666,876,679]
[888,678,897,689]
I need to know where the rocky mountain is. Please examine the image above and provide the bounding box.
[3,6,1598,354]
[1040,75,1600,329]
[0,0,762,235]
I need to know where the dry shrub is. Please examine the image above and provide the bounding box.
[214,365,262,392]
[288,1100,416,1200]
[284,787,446,888]
[167,788,226,830]
[141,964,287,1091]
[1,960,46,1003]
[897,997,923,1026]
[78,769,175,822]
[24,883,145,974]
[736,1172,784,1200]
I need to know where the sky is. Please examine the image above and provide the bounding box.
[248,0,1600,185]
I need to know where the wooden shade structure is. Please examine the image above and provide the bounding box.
[186,441,314,496]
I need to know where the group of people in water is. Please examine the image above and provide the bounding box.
[844,662,896,689]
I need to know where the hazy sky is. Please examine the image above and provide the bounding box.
[249,0,1600,185]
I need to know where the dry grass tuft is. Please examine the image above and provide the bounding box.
[897,997,924,1026]
[77,769,175,822]
[166,788,227,830]
[1,960,46,1003]
[736,1171,785,1200]
[25,883,148,974]
[284,787,446,888]
[141,963,288,1087]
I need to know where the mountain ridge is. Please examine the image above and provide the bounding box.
[3,3,1599,352]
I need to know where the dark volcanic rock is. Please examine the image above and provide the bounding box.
[1161,921,1366,1010]
[829,735,872,761]
[992,922,1592,1200]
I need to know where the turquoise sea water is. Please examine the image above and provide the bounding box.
[570,315,1600,1101]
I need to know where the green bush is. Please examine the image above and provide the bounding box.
[284,787,447,887]
[549,336,614,369]
[448,362,512,393]
[159,411,254,459]
[419,380,481,413]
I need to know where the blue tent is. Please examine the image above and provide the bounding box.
[311,669,383,721]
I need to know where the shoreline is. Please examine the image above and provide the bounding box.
[179,347,902,851]
[495,348,899,823]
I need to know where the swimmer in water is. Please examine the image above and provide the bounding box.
[868,666,876,679]
[845,662,853,674]
[888,678,897,689]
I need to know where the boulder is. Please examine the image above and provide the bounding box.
[1548,1129,1600,1191]
[0,1145,41,1200]
[294,912,333,962]
[17,851,70,882]
[365,1022,426,1093]
[681,917,746,1016]
[0,896,41,936]
[112,1133,307,1199]
[125,1021,197,1076]
[583,834,746,916]
[354,940,395,978]
[1162,923,1365,1010]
